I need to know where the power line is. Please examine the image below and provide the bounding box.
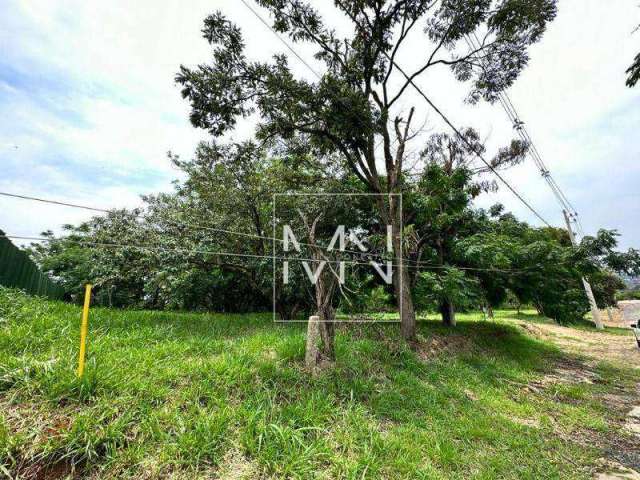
[466,33,581,229]
[238,0,322,79]
[386,59,553,227]
[0,20,553,268]
[1,17,553,267]
[0,191,109,213]
[3,234,529,274]
[1,190,531,272]
[5,234,354,266]
[236,0,403,166]
[237,1,552,227]
[340,8,553,227]
[0,189,405,265]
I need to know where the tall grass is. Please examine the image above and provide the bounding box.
[0,287,637,479]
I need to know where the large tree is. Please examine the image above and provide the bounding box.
[28,145,330,313]
[405,128,527,325]
[176,0,557,340]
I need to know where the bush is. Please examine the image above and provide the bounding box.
[616,289,640,301]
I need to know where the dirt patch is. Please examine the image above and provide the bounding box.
[503,326,640,477]
[216,449,259,480]
[517,322,640,367]
[0,397,85,479]
[603,448,640,479]
[595,459,640,479]
[413,333,473,361]
[551,366,599,383]
[624,406,640,438]
[18,460,79,480]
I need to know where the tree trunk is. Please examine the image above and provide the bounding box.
[318,303,335,359]
[440,299,456,327]
[396,264,416,340]
[309,266,336,369]
[487,305,494,320]
[391,206,416,341]
[303,215,337,372]
[275,299,290,321]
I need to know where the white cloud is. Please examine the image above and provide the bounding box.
[1,0,639,251]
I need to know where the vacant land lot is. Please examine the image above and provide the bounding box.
[1,288,639,479]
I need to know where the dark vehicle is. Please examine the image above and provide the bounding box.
[630,323,640,348]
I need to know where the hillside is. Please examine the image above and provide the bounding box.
[1,288,640,479]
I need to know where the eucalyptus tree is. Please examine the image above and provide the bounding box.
[176,0,557,340]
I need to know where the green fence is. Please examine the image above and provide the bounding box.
[0,233,65,299]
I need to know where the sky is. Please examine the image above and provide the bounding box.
[1,0,639,249]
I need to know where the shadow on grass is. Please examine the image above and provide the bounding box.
[86,305,569,413]
[300,319,567,422]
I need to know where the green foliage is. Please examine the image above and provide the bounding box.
[449,211,639,324]
[19,0,636,326]
[26,137,637,326]
[616,288,640,301]
[590,271,627,308]
[578,230,640,277]
[341,282,393,314]
[177,1,557,143]
[174,1,558,334]
[414,268,481,312]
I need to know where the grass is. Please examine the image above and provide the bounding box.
[0,287,639,479]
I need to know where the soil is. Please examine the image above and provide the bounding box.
[516,320,640,479]
[517,322,640,367]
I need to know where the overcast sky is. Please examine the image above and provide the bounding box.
[1,0,639,249]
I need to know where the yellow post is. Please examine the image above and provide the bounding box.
[77,284,92,377]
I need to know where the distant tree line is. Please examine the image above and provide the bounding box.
[27,134,639,327]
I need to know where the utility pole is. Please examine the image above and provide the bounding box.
[563,210,604,330]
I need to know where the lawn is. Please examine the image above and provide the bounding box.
[1,287,638,479]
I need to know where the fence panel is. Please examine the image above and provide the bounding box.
[0,236,64,299]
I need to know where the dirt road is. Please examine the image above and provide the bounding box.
[518,321,640,367]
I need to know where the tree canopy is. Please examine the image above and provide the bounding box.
[175,0,558,339]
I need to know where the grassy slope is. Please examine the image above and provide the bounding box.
[0,288,638,479]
